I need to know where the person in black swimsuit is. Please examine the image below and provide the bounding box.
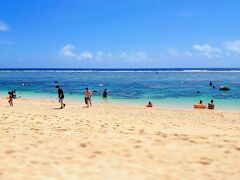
[103,89,108,98]
[56,85,65,109]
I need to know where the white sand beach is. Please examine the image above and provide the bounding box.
[0,98,240,179]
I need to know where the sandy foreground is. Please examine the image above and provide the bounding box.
[0,98,240,180]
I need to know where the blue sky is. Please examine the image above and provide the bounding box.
[0,0,240,68]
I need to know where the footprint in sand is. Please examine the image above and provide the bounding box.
[224,150,230,154]
[5,149,15,154]
[198,157,212,165]
[188,139,196,144]
[128,126,135,131]
[162,134,167,138]
[36,121,43,124]
[89,151,102,158]
[93,151,102,154]
[235,147,240,151]
[134,145,141,148]
[56,127,68,132]
[65,156,73,160]
[30,128,40,131]
[155,131,162,135]
[79,143,87,148]
[30,160,39,164]
[154,139,162,143]
[114,123,120,127]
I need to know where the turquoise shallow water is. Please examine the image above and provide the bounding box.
[0,69,240,110]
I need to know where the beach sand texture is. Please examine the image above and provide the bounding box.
[0,98,240,179]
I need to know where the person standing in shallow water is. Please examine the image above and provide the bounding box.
[208,100,215,109]
[85,87,92,108]
[103,89,108,98]
[56,85,65,109]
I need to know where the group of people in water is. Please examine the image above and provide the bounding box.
[210,81,231,91]
[56,85,153,109]
[193,81,216,109]
[6,81,219,110]
[209,81,216,89]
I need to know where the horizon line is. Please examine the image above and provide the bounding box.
[0,67,240,70]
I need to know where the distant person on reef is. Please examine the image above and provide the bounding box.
[209,81,213,86]
[146,101,153,108]
[8,91,13,107]
[208,100,215,109]
[103,89,108,98]
[56,85,65,109]
[85,87,92,108]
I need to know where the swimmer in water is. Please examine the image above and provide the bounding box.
[103,89,108,98]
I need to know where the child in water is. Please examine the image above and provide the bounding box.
[8,91,13,106]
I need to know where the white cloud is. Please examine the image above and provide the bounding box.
[77,51,93,60]
[59,44,93,60]
[59,44,151,62]
[0,21,9,31]
[59,40,240,64]
[95,51,105,60]
[168,49,180,57]
[184,51,193,57]
[224,40,240,53]
[166,49,193,59]
[192,44,221,58]
[118,51,148,62]
[59,44,76,58]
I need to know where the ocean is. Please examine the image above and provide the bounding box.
[0,68,240,110]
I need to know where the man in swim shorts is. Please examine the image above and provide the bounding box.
[56,85,65,109]
[85,87,92,108]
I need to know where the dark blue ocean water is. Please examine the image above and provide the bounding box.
[0,68,239,109]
